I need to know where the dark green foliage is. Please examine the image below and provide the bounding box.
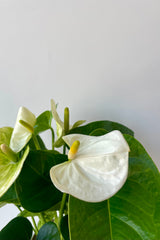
[37,222,60,240]
[15,150,67,212]
[0,217,32,240]
[69,120,134,136]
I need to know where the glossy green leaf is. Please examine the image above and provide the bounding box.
[0,127,12,147]
[34,111,53,135]
[0,203,5,208]
[69,197,112,240]
[37,222,60,240]
[69,135,160,240]
[72,120,86,129]
[0,183,19,206]
[29,135,47,150]
[0,217,32,240]
[89,128,108,136]
[54,136,65,148]
[69,120,134,136]
[60,215,70,240]
[15,150,67,212]
[0,127,29,197]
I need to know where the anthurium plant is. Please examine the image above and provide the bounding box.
[0,100,159,240]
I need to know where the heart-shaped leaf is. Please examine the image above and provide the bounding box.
[69,135,160,240]
[69,120,134,136]
[15,150,67,212]
[34,111,53,135]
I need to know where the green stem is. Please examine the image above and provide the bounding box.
[50,127,55,150]
[32,134,41,150]
[53,211,58,225]
[39,212,46,225]
[58,193,67,227]
[58,145,67,229]
[16,205,22,212]
[31,216,38,235]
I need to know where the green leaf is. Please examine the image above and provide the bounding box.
[72,120,86,129]
[69,120,134,136]
[0,127,29,197]
[55,120,132,148]
[34,111,53,135]
[37,222,60,240]
[0,202,5,208]
[60,215,70,240]
[69,135,160,240]
[0,183,20,206]
[15,150,68,212]
[89,128,108,136]
[54,136,65,148]
[0,127,13,148]
[0,217,32,240]
[29,135,47,150]
[69,197,112,240]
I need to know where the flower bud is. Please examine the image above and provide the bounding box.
[64,107,69,135]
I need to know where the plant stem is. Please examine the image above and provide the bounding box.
[32,134,41,150]
[58,145,67,229]
[16,205,22,212]
[53,211,58,225]
[58,193,67,227]
[31,216,38,235]
[39,212,46,225]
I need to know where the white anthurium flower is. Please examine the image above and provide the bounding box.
[10,107,36,153]
[50,130,130,202]
[51,99,85,142]
[50,99,65,139]
[0,127,29,197]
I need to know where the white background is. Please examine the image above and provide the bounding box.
[0,0,160,230]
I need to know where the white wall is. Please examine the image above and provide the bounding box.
[0,0,160,229]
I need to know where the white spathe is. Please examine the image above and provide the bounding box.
[50,130,130,202]
[50,99,85,140]
[50,99,65,139]
[10,107,36,153]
